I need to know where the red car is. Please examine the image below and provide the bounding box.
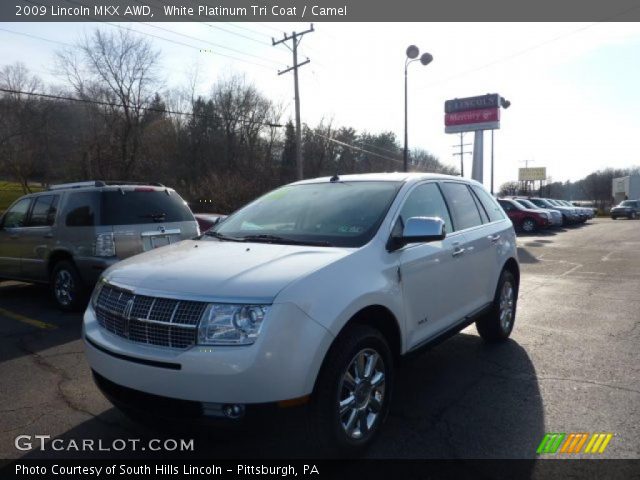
[498,198,550,233]
[194,213,226,232]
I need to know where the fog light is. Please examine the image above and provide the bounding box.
[223,404,245,419]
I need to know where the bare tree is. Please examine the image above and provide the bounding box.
[57,28,160,178]
[0,63,48,192]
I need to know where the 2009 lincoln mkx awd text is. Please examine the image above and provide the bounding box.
[83,172,520,455]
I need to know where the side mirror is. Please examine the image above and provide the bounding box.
[387,216,446,251]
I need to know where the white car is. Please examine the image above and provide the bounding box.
[83,173,520,455]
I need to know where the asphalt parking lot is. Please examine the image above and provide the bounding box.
[0,218,638,460]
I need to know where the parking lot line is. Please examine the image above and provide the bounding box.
[0,307,58,330]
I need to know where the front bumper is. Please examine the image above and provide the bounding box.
[83,302,334,405]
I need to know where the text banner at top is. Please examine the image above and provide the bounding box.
[4,0,640,22]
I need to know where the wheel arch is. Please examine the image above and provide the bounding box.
[47,249,75,275]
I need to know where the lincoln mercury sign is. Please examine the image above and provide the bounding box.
[518,167,547,181]
[444,94,501,134]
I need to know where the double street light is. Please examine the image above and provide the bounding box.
[404,45,433,173]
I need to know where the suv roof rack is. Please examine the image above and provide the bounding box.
[47,181,165,191]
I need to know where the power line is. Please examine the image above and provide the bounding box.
[0,27,74,48]
[21,0,277,70]
[312,132,403,166]
[418,18,635,91]
[0,87,283,128]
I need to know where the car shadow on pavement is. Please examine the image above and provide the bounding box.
[0,282,83,364]
[516,247,539,264]
[17,332,543,468]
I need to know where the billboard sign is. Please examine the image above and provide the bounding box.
[519,167,547,181]
[444,94,501,133]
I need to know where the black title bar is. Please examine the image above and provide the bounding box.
[4,0,640,22]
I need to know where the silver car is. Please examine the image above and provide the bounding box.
[0,181,198,310]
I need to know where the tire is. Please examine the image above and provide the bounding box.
[521,218,537,233]
[51,260,87,312]
[631,212,638,220]
[611,216,617,220]
[476,269,518,343]
[307,324,393,457]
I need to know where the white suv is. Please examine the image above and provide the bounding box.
[83,173,519,454]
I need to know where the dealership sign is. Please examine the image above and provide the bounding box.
[444,94,501,134]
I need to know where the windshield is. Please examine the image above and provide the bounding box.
[211,181,402,248]
[516,199,538,209]
[620,201,633,207]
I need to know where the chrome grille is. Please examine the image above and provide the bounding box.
[95,284,207,349]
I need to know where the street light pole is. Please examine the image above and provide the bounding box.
[403,45,433,173]
[403,61,409,172]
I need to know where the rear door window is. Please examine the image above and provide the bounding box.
[441,182,483,231]
[101,190,194,225]
[28,195,59,227]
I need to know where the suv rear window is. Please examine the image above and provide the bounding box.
[101,190,194,225]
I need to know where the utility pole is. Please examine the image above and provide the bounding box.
[452,133,472,177]
[273,24,314,180]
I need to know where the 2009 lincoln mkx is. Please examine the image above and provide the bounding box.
[83,172,520,455]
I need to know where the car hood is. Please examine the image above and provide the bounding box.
[102,239,353,302]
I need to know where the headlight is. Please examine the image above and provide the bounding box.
[90,279,105,309]
[197,304,269,346]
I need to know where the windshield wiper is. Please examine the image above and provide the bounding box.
[203,231,245,242]
[240,234,333,247]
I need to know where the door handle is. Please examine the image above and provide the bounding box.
[44,233,53,239]
[9,234,19,240]
[452,245,466,257]
[488,234,501,244]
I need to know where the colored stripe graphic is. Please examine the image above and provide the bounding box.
[537,433,566,454]
[538,433,613,455]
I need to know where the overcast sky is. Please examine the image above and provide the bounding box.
[1,21,640,190]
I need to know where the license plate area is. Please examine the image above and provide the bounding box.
[141,228,181,251]
[151,235,170,249]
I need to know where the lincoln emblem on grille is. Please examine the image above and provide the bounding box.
[123,298,134,337]
[158,226,166,233]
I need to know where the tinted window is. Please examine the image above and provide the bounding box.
[472,186,505,222]
[2,198,31,228]
[441,183,483,231]
[28,195,59,227]
[215,182,401,248]
[498,199,515,212]
[399,182,453,234]
[101,190,194,225]
[65,192,99,227]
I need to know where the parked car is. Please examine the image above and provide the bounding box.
[83,173,520,455]
[528,198,580,225]
[611,200,640,220]
[194,213,227,232]
[497,198,551,233]
[0,181,199,310]
[555,199,592,221]
[511,197,563,227]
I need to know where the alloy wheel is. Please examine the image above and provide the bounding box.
[499,281,515,331]
[338,348,386,440]
[54,270,74,306]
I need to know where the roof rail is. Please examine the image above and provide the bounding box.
[47,181,105,191]
[100,181,165,187]
[47,180,166,191]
